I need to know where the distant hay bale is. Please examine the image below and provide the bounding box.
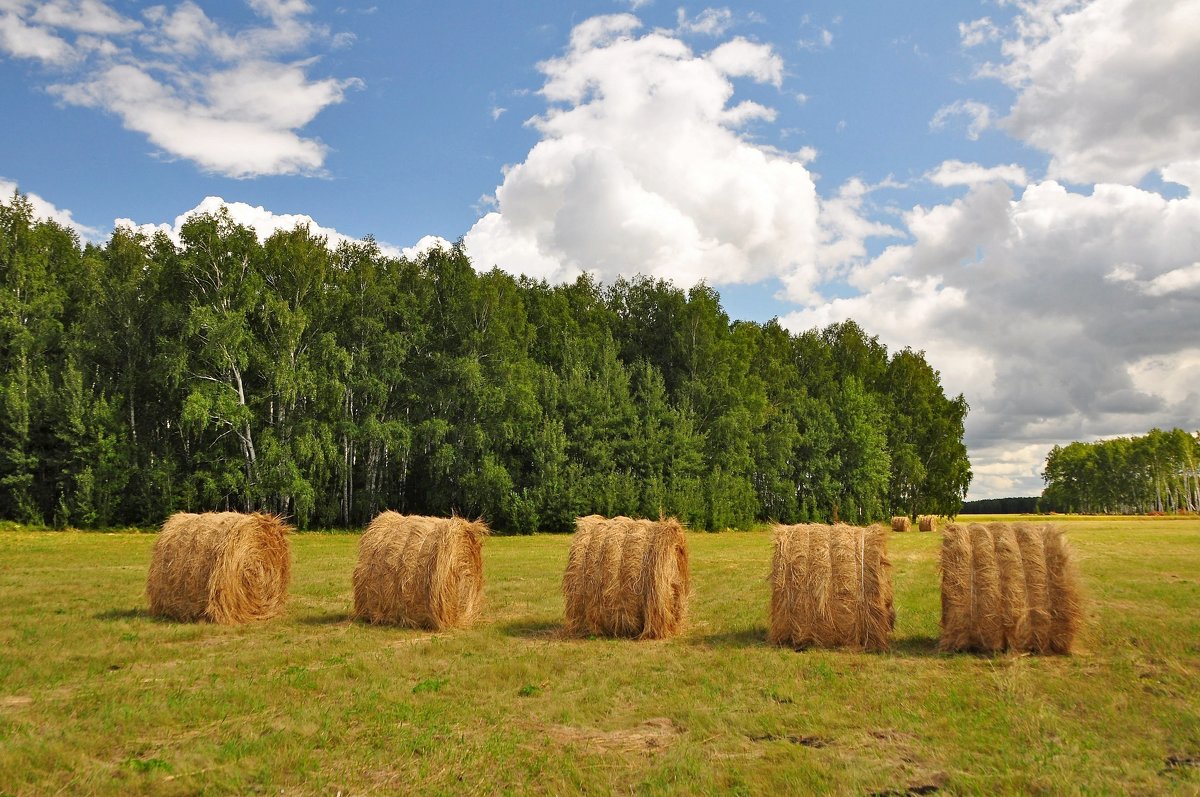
[768,523,895,651]
[562,515,690,640]
[891,516,911,533]
[939,522,1081,654]
[918,515,936,532]
[352,512,488,630]
[146,512,292,624]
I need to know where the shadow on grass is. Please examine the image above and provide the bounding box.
[693,627,770,648]
[498,619,565,640]
[94,607,152,621]
[889,635,942,656]
[297,612,355,626]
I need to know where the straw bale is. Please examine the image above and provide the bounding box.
[146,512,292,624]
[769,523,893,651]
[918,516,936,532]
[352,512,488,630]
[891,516,911,533]
[1044,526,1082,654]
[562,515,690,640]
[939,521,1082,654]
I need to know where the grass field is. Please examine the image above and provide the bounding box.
[1,516,1198,795]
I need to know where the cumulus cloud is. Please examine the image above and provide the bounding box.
[958,17,998,48]
[782,179,1200,497]
[0,177,101,240]
[465,15,846,300]
[674,7,733,37]
[982,0,1200,183]
[115,196,442,260]
[1,0,359,178]
[930,99,993,141]
[926,160,1029,187]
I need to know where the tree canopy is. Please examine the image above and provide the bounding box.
[1041,428,1200,514]
[0,192,973,531]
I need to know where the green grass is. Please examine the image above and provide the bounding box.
[0,516,1198,795]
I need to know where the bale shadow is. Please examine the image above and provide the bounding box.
[889,635,942,656]
[692,627,770,648]
[498,619,565,640]
[94,607,151,622]
[297,611,354,626]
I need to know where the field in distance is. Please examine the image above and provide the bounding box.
[1,516,1197,795]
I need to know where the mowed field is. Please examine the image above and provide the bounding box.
[1,516,1198,796]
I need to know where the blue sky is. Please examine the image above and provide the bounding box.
[2,0,1198,500]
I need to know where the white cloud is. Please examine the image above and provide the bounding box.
[31,0,138,35]
[115,196,417,259]
[0,12,75,63]
[5,0,359,178]
[782,179,1200,498]
[930,99,993,141]
[463,16,838,298]
[675,7,732,37]
[926,160,1029,187]
[0,178,101,240]
[958,17,998,48]
[982,0,1200,183]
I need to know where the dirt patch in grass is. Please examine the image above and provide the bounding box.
[545,717,682,753]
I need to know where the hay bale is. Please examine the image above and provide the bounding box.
[918,515,936,532]
[768,523,894,651]
[891,516,911,533]
[562,515,690,640]
[352,512,488,630]
[146,512,292,624]
[939,522,1082,654]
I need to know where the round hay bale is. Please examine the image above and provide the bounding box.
[939,521,1081,654]
[891,516,911,533]
[768,523,893,651]
[562,515,690,640]
[352,512,488,630]
[146,512,292,624]
[918,515,936,532]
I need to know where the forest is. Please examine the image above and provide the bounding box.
[1040,428,1200,515]
[0,192,972,532]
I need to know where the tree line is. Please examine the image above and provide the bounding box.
[0,192,972,532]
[1040,428,1200,514]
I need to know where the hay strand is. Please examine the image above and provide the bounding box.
[891,516,911,533]
[146,512,292,624]
[940,521,1081,653]
[352,512,488,630]
[562,515,690,640]
[768,523,893,651]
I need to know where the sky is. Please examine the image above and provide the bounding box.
[1,0,1198,500]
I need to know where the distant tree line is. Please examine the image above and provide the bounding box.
[960,497,1040,514]
[1041,428,1200,514]
[0,192,972,532]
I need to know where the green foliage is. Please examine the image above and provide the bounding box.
[0,191,973,531]
[1041,428,1200,514]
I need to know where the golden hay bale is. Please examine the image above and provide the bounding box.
[352,512,488,630]
[918,515,936,532]
[891,516,911,533]
[768,523,894,651]
[939,522,1082,654]
[562,515,690,640]
[146,512,292,624]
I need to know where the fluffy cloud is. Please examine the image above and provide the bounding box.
[465,15,827,299]
[1,0,358,178]
[0,177,101,240]
[116,196,443,260]
[926,160,1028,187]
[930,99,993,141]
[982,0,1200,183]
[782,179,1200,497]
